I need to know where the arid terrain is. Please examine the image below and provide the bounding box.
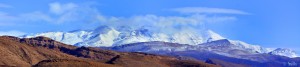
[0,36,219,67]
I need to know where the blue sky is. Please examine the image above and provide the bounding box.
[0,0,300,52]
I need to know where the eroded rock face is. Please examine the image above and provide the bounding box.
[0,36,219,67]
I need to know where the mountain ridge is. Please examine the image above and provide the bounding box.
[20,26,298,58]
[105,40,300,67]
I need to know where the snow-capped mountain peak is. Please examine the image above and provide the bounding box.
[206,30,225,42]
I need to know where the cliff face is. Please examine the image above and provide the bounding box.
[0,36,219,67]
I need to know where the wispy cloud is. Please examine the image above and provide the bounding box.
[0,2,239,34]
[0,2,100,24]
[45,2,103,25]
[172,7,250,15]
[96,14,236,34]
[0,3,13,8]
[49,2,78,15]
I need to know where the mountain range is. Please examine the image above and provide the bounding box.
[21,26,298,58]
[7,25,298,67]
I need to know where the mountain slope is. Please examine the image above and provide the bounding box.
[205,58,249,67]
[106,40,300,67]
[0,36,219,67]
[0,36,79,67]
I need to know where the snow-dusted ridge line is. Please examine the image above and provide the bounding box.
[20,26,298,58]
[22,26,224,47]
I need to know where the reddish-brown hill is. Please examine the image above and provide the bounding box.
[0,36,219,67]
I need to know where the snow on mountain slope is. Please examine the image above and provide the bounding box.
[269,48,298,58]
[74,28,121,47]
[108,39,298,61]
[206,30,225,42]
[229,40,267,53]
[20,26,298,58]
[22,26,224,47]
[110,40,258,57]
[24,31,90,46]
[110,41,193,53]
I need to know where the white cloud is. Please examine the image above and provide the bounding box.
[172,7,250,15]
[47,2,102,24]
[0,2,100,27]
[0,30,26,36]
[96,14,236,34]
[0,3,12,8]
[49,2,78,15]
[0,2,239,34]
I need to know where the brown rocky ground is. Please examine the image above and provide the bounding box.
[0,36,219,67]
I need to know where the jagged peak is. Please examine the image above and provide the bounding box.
[206,30,226,40]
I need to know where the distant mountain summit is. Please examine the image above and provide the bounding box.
[21,26,298,58]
